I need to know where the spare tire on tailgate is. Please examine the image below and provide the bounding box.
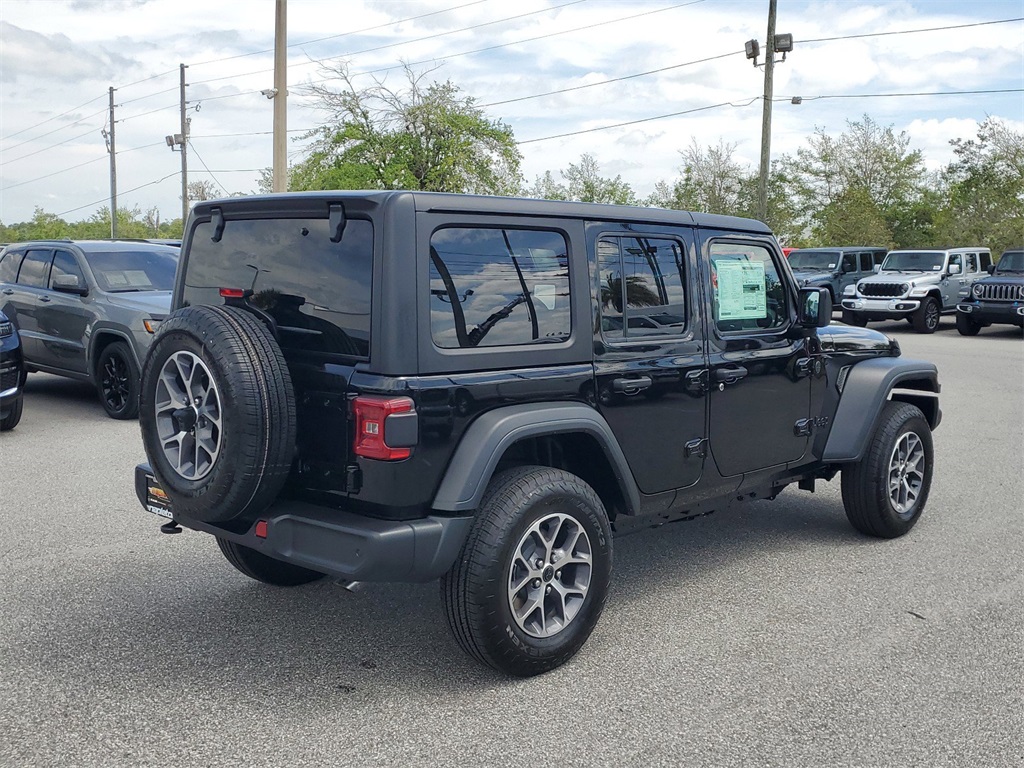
[139,305,296,524]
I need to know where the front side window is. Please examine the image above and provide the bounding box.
[50,251,87,289]
[710,242,787,333]
[17,249,53,288]
[429,227,570,349]
[948,254,963,272]
[598,236,686,339]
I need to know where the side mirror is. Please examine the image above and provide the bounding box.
[873,264,881,273]
[947,263,962,276]
[52,274,88,296]
[987,264,996,275]
[798,287,832,328]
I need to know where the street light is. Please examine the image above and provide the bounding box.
[750,0,793,223]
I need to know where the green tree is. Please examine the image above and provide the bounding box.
[528,154,637,205]
[935,118,1024,254]
[293,63,523,195]
[780,114,928,245]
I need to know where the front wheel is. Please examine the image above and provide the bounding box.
[97,341,140,419]
[841,309,867,327]
[441,466,612,677]
[912,297,940,333]
[955,312,981,336]
[0,395,23,431]
[841,402,933,538]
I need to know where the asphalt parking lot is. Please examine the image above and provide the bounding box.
[1,319,1021,768]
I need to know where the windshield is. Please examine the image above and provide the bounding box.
[996,251,1024,273]
[881,251,944,272]
[85,248,178,292]
[787,250,839,271]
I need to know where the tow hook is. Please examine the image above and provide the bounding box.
[160,520,182,534]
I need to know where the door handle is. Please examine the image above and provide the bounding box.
[713,366,748,385]
[1,288,13,295]
[611,376,653,394]
[39,295,51,303]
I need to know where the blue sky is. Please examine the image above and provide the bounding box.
[1,0,1022,224]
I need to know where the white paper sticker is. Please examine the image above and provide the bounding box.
[716,260,767,320]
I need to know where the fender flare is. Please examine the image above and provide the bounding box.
[823,357,940,463]
[431,402,641,514]
[88,326,141,379]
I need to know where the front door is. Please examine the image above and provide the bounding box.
[702,235,813,477]
[34,249,91,374]
[591,223,708,495]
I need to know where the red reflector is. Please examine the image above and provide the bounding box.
[255,520,268,539]
[352,395,414,461]
[219,287,245,298]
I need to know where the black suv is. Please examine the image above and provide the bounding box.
[955,249,1024,335]
[0,240,177,418]
[135,192,941,676]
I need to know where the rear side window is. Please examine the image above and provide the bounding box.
[859,253,874,272]
[185,218,373,358]
[981,252,993,271]
[710,241,788,333]
[598,236,686,339]
[429,227,570,348]
[0,251,24,284]
[17,249,53,288]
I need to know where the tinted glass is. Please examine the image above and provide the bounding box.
[17,249,53,287]
[710,242,787,333]
[0,251,24,284]
[429,227,570,348]
[788,250,838,270]
[882,251,944,271]
[981,252,993,271]
[84,248,177,292]
[859,252,874,271]
[50,250,87,288]
[599,236,686,339]
[185,218,373,358]
[996,251,1024,272]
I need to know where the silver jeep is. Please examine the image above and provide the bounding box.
[841,247,992,333]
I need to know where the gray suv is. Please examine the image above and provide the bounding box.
[0,240,177,418]
[787,246,887,304]
[841,247,992,333]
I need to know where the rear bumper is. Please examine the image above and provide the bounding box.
[134,463,473,582]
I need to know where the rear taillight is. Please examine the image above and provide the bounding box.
[352,395,416,461]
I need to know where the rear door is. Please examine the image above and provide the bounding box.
[7,248,54,362]
[701,233,813,476]
[591,223,708,494]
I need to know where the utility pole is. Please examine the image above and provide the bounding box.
[107,87,117,237]
[272,0,288,192]
[180,63,189,226]
[757,0,778,223]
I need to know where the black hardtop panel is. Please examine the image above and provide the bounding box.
[409,191,771,234]
[190,191,396,220]
[190,191,772,236]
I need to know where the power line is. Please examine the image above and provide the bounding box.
[1,94,107,141]
[0,126,102,167]
[790,87,1024,102]
[800,16,1023,44]
[187,140,228,195]
[479,50,739,108]
[2,107,108,154]
[56,172,180,218]
[3,156,108,191]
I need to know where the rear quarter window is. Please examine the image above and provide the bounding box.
[184,217,374,358]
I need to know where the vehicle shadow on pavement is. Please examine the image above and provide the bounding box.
[9,489,877,698]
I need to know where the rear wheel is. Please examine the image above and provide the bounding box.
[97,341,140,419]
[216,538,325,586]
[841,309,867,327]
[912,297,940,333]
[441,465,612,677]
[955,312,981,336]
[841,402,933,538]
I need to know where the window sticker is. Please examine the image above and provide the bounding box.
[717,260,766,320]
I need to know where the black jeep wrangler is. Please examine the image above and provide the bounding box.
[135,192,941,676]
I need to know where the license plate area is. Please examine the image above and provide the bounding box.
[145,475,173,519]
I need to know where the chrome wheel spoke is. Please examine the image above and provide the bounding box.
[154,351,222,481]
[888,430,925,518]
[507,512,593,639]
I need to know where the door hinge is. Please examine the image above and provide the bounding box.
[684,438,707,458]
[794,418,813,437]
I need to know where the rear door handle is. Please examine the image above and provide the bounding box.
[1,288,13,295]
[713,366,748,385]
[611,376,653,394]
[39,295,51,303]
